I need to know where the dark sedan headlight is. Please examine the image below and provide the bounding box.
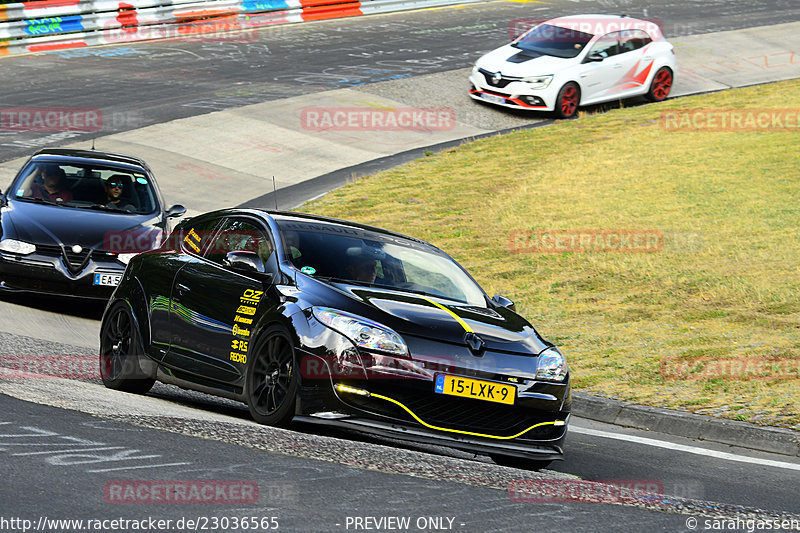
[0,239,36,255]
[536,347,568,382]
[313,307,408,356]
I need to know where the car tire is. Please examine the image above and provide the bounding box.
[645,67,673,102]
[489,454,553,471]
[99,302,155,394]
[245,325,298,426]
[554,82,580,119]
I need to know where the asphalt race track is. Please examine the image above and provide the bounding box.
[1,0,800,531]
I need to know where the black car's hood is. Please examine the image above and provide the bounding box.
[296,275,549,355]
[2,199,161,250]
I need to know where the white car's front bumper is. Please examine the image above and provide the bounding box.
[468,69,558,111]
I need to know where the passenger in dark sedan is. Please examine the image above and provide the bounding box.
[30,165,73,203]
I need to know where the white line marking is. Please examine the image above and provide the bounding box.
[570,426,800,472]
[86,462,191,473]
[13,447,124,456]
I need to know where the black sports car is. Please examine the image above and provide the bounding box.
[0,148,186,299]
[100,209,570,467]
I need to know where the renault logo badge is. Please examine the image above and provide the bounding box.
[465,332,486,356]
[491,72,502,84]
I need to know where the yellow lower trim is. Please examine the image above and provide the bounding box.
[335,384,563,440]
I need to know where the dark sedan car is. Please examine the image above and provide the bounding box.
[100,209,570,468]
[0,148,186,298]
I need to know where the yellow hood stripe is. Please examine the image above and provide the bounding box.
[424,297,473,333]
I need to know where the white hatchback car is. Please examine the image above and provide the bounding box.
[469,14,676,118]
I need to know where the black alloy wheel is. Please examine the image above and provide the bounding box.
[245,325,298,426]
[99,302,155,394]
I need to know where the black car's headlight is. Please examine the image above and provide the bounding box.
[312,307,408,356]
[536,347,568,382]
[0,239,36,255]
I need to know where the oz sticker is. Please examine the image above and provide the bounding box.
[300,266,316,275]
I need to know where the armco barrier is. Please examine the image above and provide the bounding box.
[0,0,490,56]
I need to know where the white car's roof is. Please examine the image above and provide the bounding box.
[539,13,665,40]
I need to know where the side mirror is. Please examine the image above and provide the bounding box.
[224,251,273,281]
[585,53,604,63]
[166,204,186,218]
[492,294,516,312]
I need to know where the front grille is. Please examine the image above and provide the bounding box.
[345,383,559,439]
[479,68,521,89]
[35,244,92,273]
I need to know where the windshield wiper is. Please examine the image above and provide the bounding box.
[19,196,66,207]
[312,275,379,288]
[87,204,131,213]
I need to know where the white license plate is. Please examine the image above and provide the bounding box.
[481,93,507,105]
[93,273,122,286]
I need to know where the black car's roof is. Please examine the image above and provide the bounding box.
[190,208,437,250]
[30,148,150,172]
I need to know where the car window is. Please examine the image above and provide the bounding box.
[204,218,274,267]
[619,29,652,53]
[12,161,158,214]
[276,219,486,306]
[587,32,620,59]
[179,217,222,256]
[514,23,594,59]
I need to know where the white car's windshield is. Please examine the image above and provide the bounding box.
[514,24,594,58]
[277,219,487,306]
[13,162,158,214]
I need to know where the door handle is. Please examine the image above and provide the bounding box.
[176,283,191,294]
[613,63,623,69]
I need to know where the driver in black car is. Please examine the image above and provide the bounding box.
[346,256,379,283]
[103,174,135,211]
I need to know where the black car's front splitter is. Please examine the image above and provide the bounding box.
[294,415,566,461]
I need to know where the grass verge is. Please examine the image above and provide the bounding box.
[301,79,800,429]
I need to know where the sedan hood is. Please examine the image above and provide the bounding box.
[298,275,549,355]
[2,199,160,251]
[477,44,575,77]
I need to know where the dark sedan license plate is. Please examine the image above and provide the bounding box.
[435,374,515,405]
[93,273,121,286]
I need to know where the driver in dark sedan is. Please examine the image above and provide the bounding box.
[103,174,135,211]
[29,164,73,203]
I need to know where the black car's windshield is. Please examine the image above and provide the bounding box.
[12,161,158,214]
[277,220,487,306]
[514,23,594,58]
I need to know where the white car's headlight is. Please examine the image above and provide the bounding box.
[536,347,568,382]
[117,253,138,265]
[0,239,36,255]
[521,74,554,89]
[313,307,408,356]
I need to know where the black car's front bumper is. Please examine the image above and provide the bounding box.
[0,250,124,299]
[298,346,570,460]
